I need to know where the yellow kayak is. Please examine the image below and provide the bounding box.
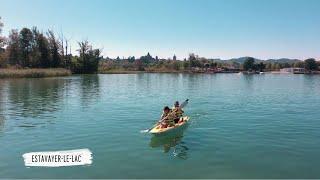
[150,116,190,135]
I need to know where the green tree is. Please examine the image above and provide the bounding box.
[172,61,180,70]
[188,53,202,68]
[128,56,135,63]
[36,32,50,67]
[134,59,144,71]
[210,62,217,68]
[188,53,196,68]
[232,61,240,69]
[0,17,6,67]
[294,61,305,68]
[7,29,21,65]
[30,27,41,67]
[255,62,266,72]
[75,40,102,73]
[243,57,255,71]
[47,30,62,67]
[183,60,189,70]
[266,63,272,70]
[304,58,318,71]
[282,62,291,68]
[19,28,33,67]
[0,17,5,49]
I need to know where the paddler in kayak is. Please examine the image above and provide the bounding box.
[172,101,184,123]
[159,102,185,128]
[159,106,176,128]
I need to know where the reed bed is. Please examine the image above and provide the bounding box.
[0,68,71,78]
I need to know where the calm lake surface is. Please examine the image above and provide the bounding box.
[0,73,320,178]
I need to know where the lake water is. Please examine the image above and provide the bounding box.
[0,73,320,178]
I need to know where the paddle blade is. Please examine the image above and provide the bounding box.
[180,99,189,109]
[140,129,150,133]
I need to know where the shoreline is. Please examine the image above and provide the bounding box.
[99,70,185,74]
[99,70,320,75]
[1,68,319,78]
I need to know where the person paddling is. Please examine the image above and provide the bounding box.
[160,106,171,120]
[159,106,175,128]
[172,101,184,123]
[143,99,189,133]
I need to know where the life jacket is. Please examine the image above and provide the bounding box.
[172,107,184,118]
[161,110,176,125]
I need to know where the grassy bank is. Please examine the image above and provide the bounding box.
[0,68,72,78]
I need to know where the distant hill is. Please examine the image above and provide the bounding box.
[211,57,302,64]
[265,58,301,64]
[228,57,262,64]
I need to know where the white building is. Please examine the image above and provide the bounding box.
[280,68,304,73]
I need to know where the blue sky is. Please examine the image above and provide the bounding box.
[1,0,319,59]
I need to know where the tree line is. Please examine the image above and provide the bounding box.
[243,57,319,72]
[100,53,320,72]
[0,17,102,73]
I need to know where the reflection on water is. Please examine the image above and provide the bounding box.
[243,74,254,88]
[5,78,64,118]
[149,127,189,160]
[0,116,4,132]
[0,80,7,132]
[0,76,101,129]
[172,141,189,160]
[79,75,100,107]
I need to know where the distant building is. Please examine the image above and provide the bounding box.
[280,68,305,74]
[173,54,177,61]
[293,68,305,74]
